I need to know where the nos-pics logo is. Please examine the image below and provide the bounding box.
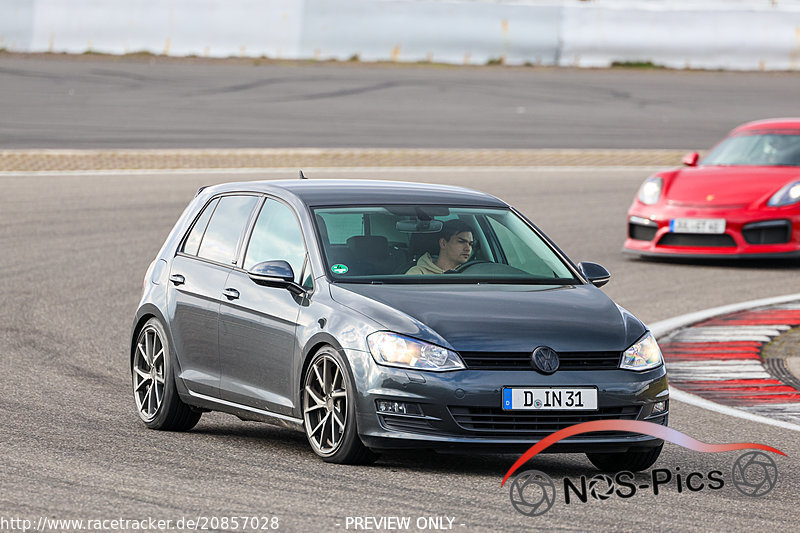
[501,420,784,517]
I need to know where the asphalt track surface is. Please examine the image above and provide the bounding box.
[2,165,799,532]
[2,56,800,532]
[2,54,800,150]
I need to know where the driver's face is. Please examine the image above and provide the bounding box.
[440,231,474,266]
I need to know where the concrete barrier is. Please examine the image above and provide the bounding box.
[561,2,800,70]
[2,0,799,71]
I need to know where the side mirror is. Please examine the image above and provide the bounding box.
[577,262,611,288]
[248,260,304,293]
[682,152,699,167]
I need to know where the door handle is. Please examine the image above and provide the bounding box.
[169,274,185,286]
[223,288,240,300]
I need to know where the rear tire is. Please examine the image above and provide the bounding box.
[132,318,201,431]
[586,443,663,472]
[302,346,378,464]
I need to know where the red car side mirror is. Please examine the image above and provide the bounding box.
[682,152,700,167]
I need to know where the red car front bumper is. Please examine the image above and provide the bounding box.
[623,204,800,258]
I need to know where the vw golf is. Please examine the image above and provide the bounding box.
[130,179,668,469]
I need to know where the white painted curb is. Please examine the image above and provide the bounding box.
[649,293,800,433]
[649,293,800,339]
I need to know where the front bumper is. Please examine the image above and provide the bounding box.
[344,349,668,453]
[624,205,800,258]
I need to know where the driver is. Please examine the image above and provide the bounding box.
[763,134,798,164]
[406,220,474,274]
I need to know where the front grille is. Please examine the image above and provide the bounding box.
[657,233,736,248]
[742,220,791,244]
[449,405,640,434]
[460,351,621,371]
[629,222,657,241]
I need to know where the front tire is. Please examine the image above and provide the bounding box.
[586,443,663,472]
[302,346,377,464]
[132,318,201,431]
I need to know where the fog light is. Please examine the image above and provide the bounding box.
[376,400,422,416]
[652,400,668,415]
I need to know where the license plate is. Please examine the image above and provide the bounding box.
[669,218,726,234]
[502,387,598,411]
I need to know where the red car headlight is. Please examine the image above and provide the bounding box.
[637,176,663,205]
[767,181,800,207]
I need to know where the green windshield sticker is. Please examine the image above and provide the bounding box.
[331,264,349,274]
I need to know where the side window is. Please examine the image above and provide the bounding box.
[243,199,307,283]
[196,195,259,264]
[183,198,219,256]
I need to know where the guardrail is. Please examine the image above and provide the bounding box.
[2,0,800,70]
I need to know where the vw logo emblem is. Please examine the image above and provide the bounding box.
[532,346,559,374]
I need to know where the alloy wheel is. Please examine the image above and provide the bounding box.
[133,325,166,421]
[303,354,348,455]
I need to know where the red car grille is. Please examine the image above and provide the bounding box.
[657,233,736,247]
[742,220,792,245]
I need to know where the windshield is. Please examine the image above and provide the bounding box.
[703,132,800,166]
[312,205,578,284]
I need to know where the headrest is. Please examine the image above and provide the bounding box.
[409,232,441,259]
[346,235,388,259]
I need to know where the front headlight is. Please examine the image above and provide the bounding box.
[620,331,663,371]
[637,176,663,205]
[367,332,465,372]
[767,180,800,207]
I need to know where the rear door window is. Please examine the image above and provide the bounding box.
[196,195,259,265]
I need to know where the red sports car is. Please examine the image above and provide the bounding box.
[624,118,800,258]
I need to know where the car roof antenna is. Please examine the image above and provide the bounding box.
[299,170,308,179]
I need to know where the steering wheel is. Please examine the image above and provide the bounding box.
[444,260,492,274]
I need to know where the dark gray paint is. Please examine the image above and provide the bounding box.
[218,269,300,415]
[134,179,665,452]
[167,255,228,396]
[331,283,645,353]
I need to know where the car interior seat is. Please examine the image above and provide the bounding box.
[394,232,442,273]
[345,235,403,275]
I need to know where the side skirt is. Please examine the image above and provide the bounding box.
[183,389,304,432]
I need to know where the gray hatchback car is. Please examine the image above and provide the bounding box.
[131,179,669,468]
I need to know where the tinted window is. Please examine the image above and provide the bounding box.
[197,195,258,264]
[243,199,307,282]
[183,198,219,256]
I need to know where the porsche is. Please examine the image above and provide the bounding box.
[625,118,800,258]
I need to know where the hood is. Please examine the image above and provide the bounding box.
[665,166,800,207]
[329,283,645,353]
